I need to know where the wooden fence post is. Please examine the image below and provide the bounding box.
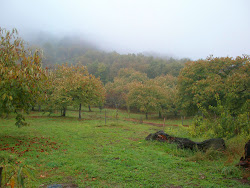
[0,166,3,188]
[105,110,106,125]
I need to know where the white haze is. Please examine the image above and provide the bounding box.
[1,0,250,59]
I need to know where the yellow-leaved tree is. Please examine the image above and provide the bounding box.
[48,64,105,119]
[0,28,47,127]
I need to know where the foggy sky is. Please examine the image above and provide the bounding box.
[1,0,250,60]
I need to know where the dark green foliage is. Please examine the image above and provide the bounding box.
[189,95,249,138]
[208,96,249,138]
[178,55,249,116]
[15,114,28,128]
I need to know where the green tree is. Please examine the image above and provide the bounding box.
[208,95,249,138]
[0,28,47,127]
[97,62,109,84]
[49,64,77,116]
[49,64,106,119]
[178,55,249,115]
[128,82,164,119]
[71,69,106,119]
[147,75,179,117]
[105,68,148,109]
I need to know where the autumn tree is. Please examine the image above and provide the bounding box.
[149,75,180,117]
[49,64,75,116]
[0,28,47,127]
[127,82,164,119]
[105,79,126,108]
[49,64,105,119]
[105,68,148,110]
[106,69,180,119]
[70,67,106,119]
[178,55,249,137]
[178,55,249,116]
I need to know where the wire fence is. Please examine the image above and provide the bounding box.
[32,106,192,127]
[66,107,192,127]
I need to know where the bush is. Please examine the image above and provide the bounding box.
[188,95,249,139]
[187,148,225,162]
[0,155,35,187]
[208,96,249,138]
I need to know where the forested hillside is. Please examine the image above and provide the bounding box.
[1,28,249,138]
[29,34,190,83]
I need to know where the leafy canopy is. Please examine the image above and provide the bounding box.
[0,28,47,127]
[178,55,249,115]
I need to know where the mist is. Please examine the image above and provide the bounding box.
[1,0,250,59]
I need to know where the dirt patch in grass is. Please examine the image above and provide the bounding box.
[127,137,141,141]
[30,116,57,119]
[124,118,189,127]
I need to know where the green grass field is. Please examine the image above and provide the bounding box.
[0,108,249,187]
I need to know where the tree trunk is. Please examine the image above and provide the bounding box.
[174,111,178,116]
[146,130,226,151]
[31,106,35,111]
[88,105,92,112]
[159,111,162,118]
[146,112,148,119]
[38,105,41,112]
[127,106,130,118]
[0,166,3,187]
[62,107,66,117]
[79,103,82,120]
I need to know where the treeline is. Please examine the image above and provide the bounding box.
[33,34,190,83]
[105,68,179,119]
[31,33,250,138]
[45,64,105,119]
[35,34,189,118]
[178,56,249,138]
[0,29,105,126]
[73,51,189,83]
[1,29,249,138]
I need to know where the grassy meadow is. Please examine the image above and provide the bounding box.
[0,108,249,187]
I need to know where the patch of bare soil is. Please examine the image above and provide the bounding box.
[124,118,189,127]
[127,137,141,141]
[30,116,77,120]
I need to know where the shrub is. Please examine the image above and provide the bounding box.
[188,95,249,139]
